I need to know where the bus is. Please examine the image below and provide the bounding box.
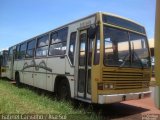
[0,50,8,78]
[6,12,151,104]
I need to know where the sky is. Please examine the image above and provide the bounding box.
[0,0,156,50]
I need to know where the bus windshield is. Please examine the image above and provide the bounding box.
[103,26,150,68]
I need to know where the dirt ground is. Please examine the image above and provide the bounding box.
[91,84,160,120]
[94,97,160,120]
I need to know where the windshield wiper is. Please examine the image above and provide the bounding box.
[119,53,130,68]
[131,42,144,69]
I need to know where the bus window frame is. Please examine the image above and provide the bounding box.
[103,25,151,68]
[15,45,20,60]
[26,39,36,59]
[94,26,100,65]
[8,47,14,61]
[68,31,77,65]
[35,34,49,58]
[19,42,27,60]
[48,27,68,57]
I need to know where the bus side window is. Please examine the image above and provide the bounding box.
[94,27,100,65]
[8,47,13,61]
[26,39,36,58]
[36,34,49,57]
[49,28,68,56]
[3,51,8,66]
[15,45,20,60]
[69,32,77,65]
[19,43,27,59]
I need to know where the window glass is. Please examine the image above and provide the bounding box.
[37,35,49,47]
[88,38,93,66]
[103,27,130,67]
[51,28,68,44]
[129,33,150,68]
[2,51,8,66]
[26,39,36,58]
[36,34,49,57]
[103,26,150,68]
[49,42,66,56]
[94,27,100,65]
[58,28,68,42]
[20,43,27,51]
[69,32,77,64]
[8,47,13,61]
[87,37,93,94]
[4,51,8,65]
[15,45,20,59]
[36,46,48,57]
[26,50,34,58]
[51,32,58,43]
[103,15,145,34]
[3,50,10,62]
[79,33,86,66]
[19,43,27,59]
[28,39,36,50]
[49,27,68,56]
[78,69,85,92]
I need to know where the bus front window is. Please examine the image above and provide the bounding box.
[103,26,150,68]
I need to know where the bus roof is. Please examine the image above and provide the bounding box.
[9,12,145,48]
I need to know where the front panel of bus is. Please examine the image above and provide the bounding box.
[92,13,151,104]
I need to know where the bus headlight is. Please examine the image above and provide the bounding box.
[104,83,114,89]
[104,84,109,89]
[109,84,114,89]
[98,83,114,90]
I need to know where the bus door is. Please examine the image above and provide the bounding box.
[77,30,92,99]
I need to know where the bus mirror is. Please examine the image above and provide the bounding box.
[88,25,97,39]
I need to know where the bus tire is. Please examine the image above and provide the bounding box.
[15,72,21,87]
[57,79,71,100]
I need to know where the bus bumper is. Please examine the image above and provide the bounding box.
[98,91,151,104]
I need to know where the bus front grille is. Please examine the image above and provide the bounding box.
[114,81,149,89]
[102,68,150,89]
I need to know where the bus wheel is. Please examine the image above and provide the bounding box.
[15,73,21,87]
[57,79,71,100]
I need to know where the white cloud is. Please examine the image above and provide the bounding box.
[0,48,8,51]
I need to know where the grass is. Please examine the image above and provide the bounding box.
[0,80,102,120]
